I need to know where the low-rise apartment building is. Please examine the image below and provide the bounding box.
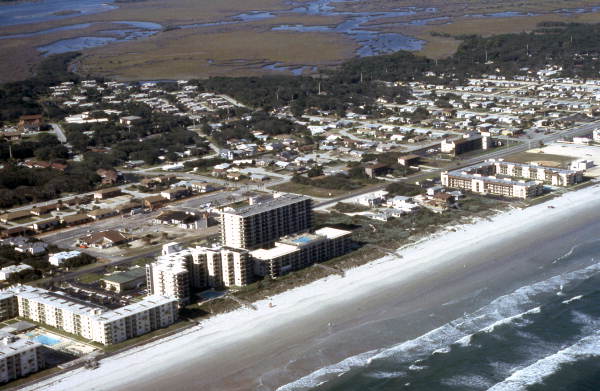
[492,160,583,186]
[441,159,583,199]
[2,285,177,345]
[0,334,44,383]
[251,227,352,278]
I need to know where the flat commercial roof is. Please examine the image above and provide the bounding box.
[0,334,41,356]
[251,243,299,259]
[222,194,310,218]
[95,295,176,323]
[3,285,176,324]
[314,227,352,239]
[102,268,146,284]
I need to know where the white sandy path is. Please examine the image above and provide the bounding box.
[23,184,600,391]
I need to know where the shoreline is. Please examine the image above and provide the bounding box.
[21,183,600,391]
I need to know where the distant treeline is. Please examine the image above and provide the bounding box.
[0,52,80,123]
[195,22,600,113]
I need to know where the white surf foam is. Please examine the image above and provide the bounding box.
[562,295,583,304]
[277,262,600,391]
[487,332,600,391]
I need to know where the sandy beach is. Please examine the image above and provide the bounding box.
[22,183,600,391]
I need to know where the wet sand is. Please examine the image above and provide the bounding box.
[25,184,600,391]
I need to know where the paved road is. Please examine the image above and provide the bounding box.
[315,119,600,209]
[50,123,67,143]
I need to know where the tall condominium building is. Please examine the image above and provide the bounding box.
[146,245,253,302]
[146,250,192,304]
[220,193,313,249]
[251,227,352,278]
[190,246,252,288]
[4,285,177,345]
[219,248,253,287]
[0,333,44,384]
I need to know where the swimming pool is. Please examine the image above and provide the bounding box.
[293,236,313,244]
[27,333,62,346]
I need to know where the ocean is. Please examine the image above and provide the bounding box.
[279,237,600,391]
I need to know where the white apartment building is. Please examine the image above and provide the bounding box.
[251,227,352,278]
[48,251,82,267]
[0,265,33,281]
[220,193,313,249]
[492,159,583,186]
[441,159,583,199]
[146,250,192,304]
[4,285,177,345]
[146,245,253,301]
[0,333,43,383]
[217,248,253,287]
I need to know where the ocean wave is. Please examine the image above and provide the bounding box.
[442,374,495,388]
[562,294,583,304]
[366,370,406,379]
[486,332,600,391]
[552,239,600,264]
[277,261,600,391]
[276,350,377,391]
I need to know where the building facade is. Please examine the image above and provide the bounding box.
[219,194,312,249]
[0,334,44,383]
[3,285,177,345]
[146,250,193,304]
[251,227,352,278]
[146,245,253,301]
[441,159,582,199]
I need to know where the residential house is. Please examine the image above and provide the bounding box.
[87,208,117,221]
[160,187,190,201]
[60,213,92,227]
[143,195,167,210]
[77,231,129,249]
[18,115,43,132]
[364,163,392,178]
[93,188,122,200]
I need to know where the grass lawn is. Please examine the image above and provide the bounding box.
[76,273,104,284]
[271,182,349,198]
[505,151,576,168]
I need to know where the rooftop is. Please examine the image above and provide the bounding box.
[221,193,310,218]
[2,285,176,324]
[314,227,353,239]
[250,243,299,259]
[102,267,146,284]
[0,334,41,357]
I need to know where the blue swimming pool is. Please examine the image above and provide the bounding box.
[27,333,62,346]
[293,236,313,244]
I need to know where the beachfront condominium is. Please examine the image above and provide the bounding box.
[3,285,178,345]
[146,245,253,302]
[215,247,253,287]
[146,249,193,304]
[441,159,584,199]
[0,333,44,384]
[220,193,313,249]
[251,227,352,279]
[492,160,583,186]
